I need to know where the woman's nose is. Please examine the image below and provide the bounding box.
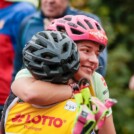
[88,53,98,64]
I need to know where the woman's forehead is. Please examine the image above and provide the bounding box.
[77,40,100,49]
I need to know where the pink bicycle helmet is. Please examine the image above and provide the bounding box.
[47,15,108,51]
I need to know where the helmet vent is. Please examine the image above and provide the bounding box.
[51,33,59,42]
[64,17,72,21]
[34,59,42,65]
[39,32,49,40]
[49,64,59,70]
[61,34,66,39]
[95,23,101,30]
[71,28,83,35]
[84,20,93,29]
[41,53,54,59]
[57,26,66,33]
[53,37,58,42]
[77,21,86,30]
[68,22,77,28]
[28,45,37,53]
[62,43,68,53]
[67,55,74,64]
[36,40,47,48]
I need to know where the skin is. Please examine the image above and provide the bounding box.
[98,115,116,134]
[129,75,134,90]
[11,40,116,134]
[41,0,68,19]
[74,41,99,81]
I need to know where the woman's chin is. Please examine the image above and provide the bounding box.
[74,72,92,81]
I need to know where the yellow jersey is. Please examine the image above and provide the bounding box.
[5,98,78,134]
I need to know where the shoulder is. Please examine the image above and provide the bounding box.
[9,2,36,18]
[91,72,109,103]
[13,2,36,12]
[0,2,36,21]
[92,72,106,83]
[91,72,112,115]
[10,2,36,24]
[67,7,101,24]
[19,11,44,47]
[15,68,33,80]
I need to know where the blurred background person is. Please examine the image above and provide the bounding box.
[13,0,108,82]
[0,0,38,119]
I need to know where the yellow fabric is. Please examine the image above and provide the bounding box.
[89,84,96,97]
[5,99,78,134]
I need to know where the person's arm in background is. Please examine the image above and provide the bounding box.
[129,75,134,90]
[98,115,116,134]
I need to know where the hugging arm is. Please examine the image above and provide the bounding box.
[11,77,72,105]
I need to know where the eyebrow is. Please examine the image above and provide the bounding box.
[82,45,93,50]
[85,45,100,52]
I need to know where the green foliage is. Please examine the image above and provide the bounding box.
[111,89,134,134]
[71,0,134,133]
[107,44,132,88]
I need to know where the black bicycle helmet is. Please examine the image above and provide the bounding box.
[23,31,80,83]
